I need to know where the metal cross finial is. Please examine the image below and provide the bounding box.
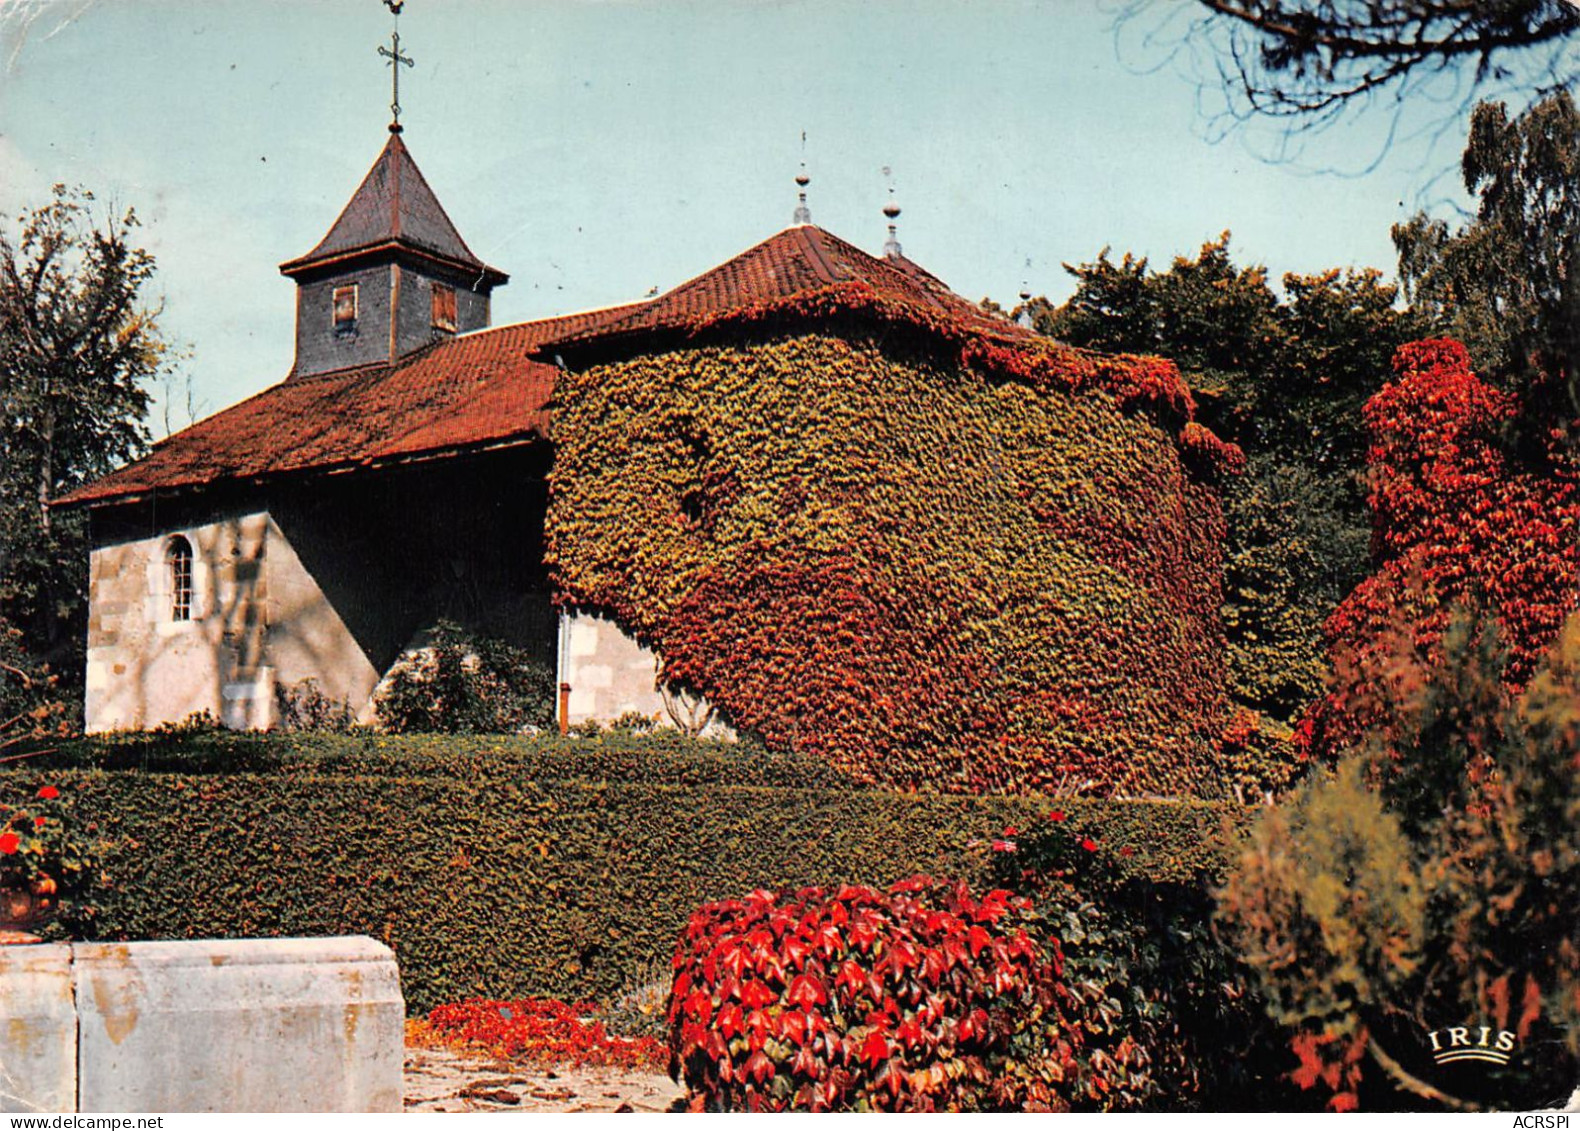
[378,1,414,133]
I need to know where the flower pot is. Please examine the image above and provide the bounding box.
[0,876,58,934]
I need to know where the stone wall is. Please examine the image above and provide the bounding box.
[0,937,402,1113]
[558,610,731,737]
[85,510,377,733]
[81,451,720,736]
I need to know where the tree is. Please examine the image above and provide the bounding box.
[0,186,165,672]
[1137,0,1580,139]
[1297,339,1579,764]
[1220,609,1580,1111]
[1394,92,1580,427]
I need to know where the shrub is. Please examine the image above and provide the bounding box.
[602,953,674,1041]
[990,806,1310,1111]
[1221,610,1580,1111]
[0,779,102,937]
[666,877,1083,1112]
[423,997,665,1070]
[274,678,356,733]
[1217,708,1307,804]
[372,620,554,734]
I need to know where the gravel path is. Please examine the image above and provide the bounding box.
[403,1044,685,1113]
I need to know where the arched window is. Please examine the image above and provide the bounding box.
[166,536,194,622]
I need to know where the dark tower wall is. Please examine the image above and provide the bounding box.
[291,261,494,377]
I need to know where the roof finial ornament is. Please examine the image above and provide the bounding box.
[378,1,415,134]
[881,168,902,259]
[1017,258,1034,328]
[793,131,812,225]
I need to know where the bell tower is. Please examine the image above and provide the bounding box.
[278,5,506,378]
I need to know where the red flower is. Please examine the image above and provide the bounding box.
[33,817,46,830]
[1002,825,1019,837]
[37,786,59,801]
[1047,809,1066,823]
[1119,846,1135,858]
[1080,837,1098,852]
[990,839,1017,853]
[0,833,18,855]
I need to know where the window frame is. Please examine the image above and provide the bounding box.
[166,535,194,623]
[332,283,359,336]
[431,282,458,333]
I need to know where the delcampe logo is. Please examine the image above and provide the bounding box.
[1426,1024,1518,1066]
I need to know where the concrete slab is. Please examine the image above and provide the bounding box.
[0,943,75,1114]
[73,936,403,1113]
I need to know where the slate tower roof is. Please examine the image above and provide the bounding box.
[279,129,506,287]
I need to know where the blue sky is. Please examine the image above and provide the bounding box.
[0,0,1485,428]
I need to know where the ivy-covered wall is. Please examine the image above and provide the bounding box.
[548,330,1236,796]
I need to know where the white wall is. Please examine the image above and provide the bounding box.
[84,511,378,733]
[557,610,732,736]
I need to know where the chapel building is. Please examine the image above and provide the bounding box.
[59,127,1019,734]
[62,118,1237,802]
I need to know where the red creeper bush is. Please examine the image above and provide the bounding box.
[666,876,1082,1112]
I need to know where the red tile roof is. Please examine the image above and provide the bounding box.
[58,303,644,506]
[279,131,505,284]
[569,225,1025,346]
[61,225,1028,508]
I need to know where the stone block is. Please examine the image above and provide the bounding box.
[73,936,403,1113]
[0,943,75,1114]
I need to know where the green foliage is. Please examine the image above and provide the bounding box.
[993,807,1312,1111]
[0,779,103,937]
[1037,234,1421,732]
[1394,92,1580,414]
[0,616,72,758]
[1216,708,1307,805]
[1221,463,1368,726]
[548,332,1232,796]
[1220,610,1580,1111]
[372,620,555,734]
[10,731,1241,1014]
[0,185,166,678]
[273,678,356,733]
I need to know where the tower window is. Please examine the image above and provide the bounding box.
[332,284,359,336]
[431,283,457,333]
[167,536,194,622]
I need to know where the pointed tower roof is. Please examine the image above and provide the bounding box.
[279,130,507,285]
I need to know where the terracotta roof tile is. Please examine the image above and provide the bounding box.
[573,225,1024,344]
[58,303,645,506]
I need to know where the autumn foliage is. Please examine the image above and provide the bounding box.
[549,314,1239,796]
[666,877,1082,1112]
[1221,612,1580,1111]
[1299,339,1580,761]
[421,997,665,1071]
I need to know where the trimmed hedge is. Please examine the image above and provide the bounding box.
[9,732,1244,1013]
